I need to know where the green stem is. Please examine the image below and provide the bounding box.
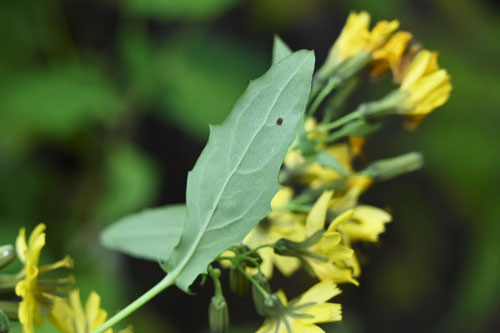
[307,77,341,116]
[92,273,177,333]
[236,265,270,300]
[316,107,363,132]
[208,266,223,297]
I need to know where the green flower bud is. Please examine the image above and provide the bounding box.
[363,152,424,181]
[208,295,229,333]
[0,245,15,271]
[274,231,326,262]
[229,267,249,297]
[251,273,271,316]
[0,309,9,333]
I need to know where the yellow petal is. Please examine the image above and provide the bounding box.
[256,319,280,333]
[309,260,359,286]
[324,143,352,173]
[298,281,341,305]
[274,254,301,277]
[69,290,86,333]
[340,206,392,242]
[86,291,108,331]
[48,297,75,333]
[306,191,333,237]
[300,303,342,324]
[328,209,354,231]
[16,227,28,264]
[258,247,275,279]
[18,293,36,333]
[290,320,326,333]
[365,20,399,51]
[401,50,433,89]
[271,187,294,210]
[275,290,289,306]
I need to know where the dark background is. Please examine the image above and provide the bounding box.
[1,0,499,332]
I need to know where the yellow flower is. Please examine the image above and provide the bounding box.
[257,281,342,333]
[317,11,399,79]
[15,223,74,333]
[303,192,358,285]
[337,205,392,243]
[243,187,306,277]
[371,31,413,79]
[330,205,391,276]
[329,175,373,212]
[49,289,133,333]
[392,49,452,128]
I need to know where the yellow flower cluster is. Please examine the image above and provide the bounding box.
[243,143,391,332]
[316,11,451,129]
[317,11,399,79]
[12,224,131,333]
[218,11,450,333]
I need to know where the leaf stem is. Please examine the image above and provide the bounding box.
[92,273,177,333]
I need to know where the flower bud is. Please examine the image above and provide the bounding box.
[229,267,249,297]
[251,273,271,316]
[208,295,229,333]
[363,152,423,181]
[274,231,325,261]
[0,245,15,271]
[0,309,9,333]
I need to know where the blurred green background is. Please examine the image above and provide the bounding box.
[1,0,499,332]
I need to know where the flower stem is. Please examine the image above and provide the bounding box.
[92,272,177,333]
[237,265,270,300]
[317,107,363,132]
[307,77,341,116]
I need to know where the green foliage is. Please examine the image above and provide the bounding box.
[95,146,159,223]
[163,50,315,291]
[155,34,267,140]
[101,205,185,261]
[0,63,122,151]
[124,0,241,20]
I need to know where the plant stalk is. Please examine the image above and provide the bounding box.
[92,272,177,333]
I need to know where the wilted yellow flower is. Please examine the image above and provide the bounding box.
[371,31,413,79]
[243,187,306,277]
[257,281,342,333]
[399,50,451,113]
[317,11,399,80]
[49,289,133,333]
[15,223,74,333]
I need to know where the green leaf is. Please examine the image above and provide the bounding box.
[272,36,292,65]
[101,205,186,261]
[165,50,315,291]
